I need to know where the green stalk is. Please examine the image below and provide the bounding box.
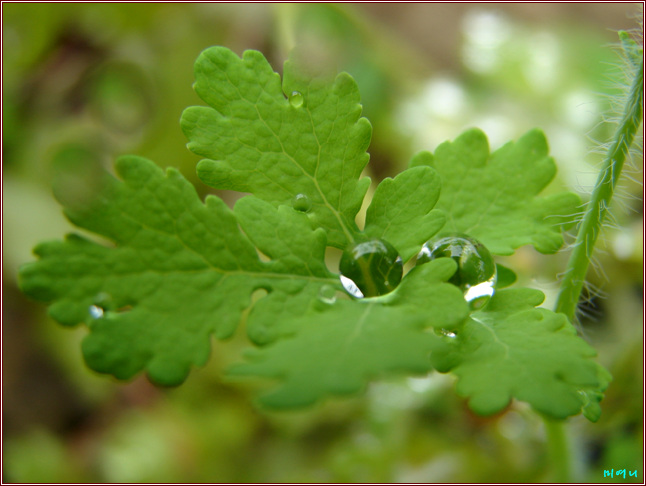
[544,417,571,482]
[273,4,298,57]
[555,57,643,321]
[547,50,643,484]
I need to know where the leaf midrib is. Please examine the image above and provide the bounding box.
[217,63,358,247]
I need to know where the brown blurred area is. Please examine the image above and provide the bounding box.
[363,3,640,68]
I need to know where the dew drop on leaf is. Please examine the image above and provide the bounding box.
[339,239,403,298]
[88,292,114,320]
[88,305,104,319]
[289,91,304,108]
[435,328,457,338]
[417,234,497,309]
[317,284,337,304]
[292,193,312,212]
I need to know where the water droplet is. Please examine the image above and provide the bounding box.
[434,328,457,338]
[289,91,304,108]
[417,234,497,309]
[318,284,337,304]
[292,193,312,212]
[89,305,104,319]
[339,239,403,298]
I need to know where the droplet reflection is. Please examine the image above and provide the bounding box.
[89,305,104,319]
[292,193,312,212]
[418,234,497,309]
[339,239,403,298]
[340,275,364,299]
[318,284,337,304]
[289,91,304,108]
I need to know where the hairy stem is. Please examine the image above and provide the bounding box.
[547,46,643,485]
[555,57,643,322]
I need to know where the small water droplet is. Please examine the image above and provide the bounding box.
[89,305,104,319]
[417,234,497,309]
[339,239,403,298]
[292,193,312,212]
[435,328,457,338]
[318,284,337,304]
[289,91,304,108]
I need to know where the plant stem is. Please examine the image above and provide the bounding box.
[547,48,643,485]
[273,4,297,58]
[554,57,643,322]
[544,417,571,482]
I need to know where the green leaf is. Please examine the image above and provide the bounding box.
[495,263,517,288]
[363,166,446,262]
[580,365,612,422]
[229,259,470,408]
[180,46,372,249]
[18,156,338,385]
[18,43,607,423]
[429,288,608,420]
[411,129,581,255]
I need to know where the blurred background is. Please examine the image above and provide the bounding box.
[2,3,643,483]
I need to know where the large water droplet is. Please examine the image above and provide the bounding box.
[289,91,304,108]
[339,239,403,298]
[417,234,497,309]
[292,193,312,212]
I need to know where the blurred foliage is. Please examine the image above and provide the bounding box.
[3,3,643,483]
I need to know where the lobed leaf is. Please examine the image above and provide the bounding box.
[429,287,609,420]
[411,129,581,255]
[363,166,445,262]
[181,46,372,249]
[18,156,338,385]
[229,259,470,408]
[18,45,609,421]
